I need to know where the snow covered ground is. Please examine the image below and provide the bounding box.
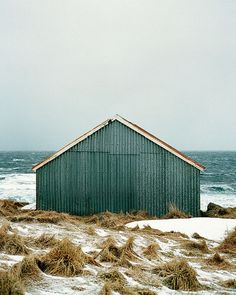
[126,218,236,241]
[0,214,235,295]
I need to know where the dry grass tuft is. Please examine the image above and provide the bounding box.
[119,236,137,260]
[83,252,101,267]
[98,236,138,266]
[32,233,58,248]
[13,255,41,283]
[99,269,126,285]
[125,267,160,289]
[205,252,231,269]
[85,225,96,235]
[98,269,156,295]
[98,237,121,263]
[99,236,117,249]
[130,225,140,231]
[99,283,112,295]
[221,279,236,289]
[0,270,24,295]
[137,225,188,240]
[153,258,201,291]
[4,234,29,255]
[217,228,236,255]
[0,223,11,236]
[8,210,76,224]
[83,210,154,229]
[162,204,191,219]
[100,283,156,295]
[183,239,210,254]
[98,269,127,294]
[142,225,163,235]
[0,199,25,217]
[99,247,120,263]
[142,243,160,260]
[0,202,129,225]
[37,238,92,276]
[0,224,29,255]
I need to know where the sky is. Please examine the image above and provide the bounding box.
[0,0,235,151]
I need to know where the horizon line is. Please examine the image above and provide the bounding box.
[0,149,236,152]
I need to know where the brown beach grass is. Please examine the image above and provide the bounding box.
[217,227,236,255]
[99,269,156,295]
[205,252,232,269]
[38,238,85,276]
[13,255,41,283]
[153,258,201,291]
[0,224,29,255]
[83,210,154,229]
[38,238,100,276]
[0,199,25,217]
[99,269,126,285]
[85,225,96,235]
[221,279,236,289]
[182,239,210,254]
[8,210,76,224]
[162,204,191,219]
[99,283,112,295]
[0,270,24,295]
[31,233,58,248]
[125,266,160,289]
[142,243,160,260]
[98,236,138,266]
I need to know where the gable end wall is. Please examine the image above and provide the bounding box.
[36,120,200,216]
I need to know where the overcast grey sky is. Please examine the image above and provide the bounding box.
[0,1,235,151]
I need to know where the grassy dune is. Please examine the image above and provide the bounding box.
[0,200,235,295]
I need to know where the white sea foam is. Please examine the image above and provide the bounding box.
[0,173,36,203]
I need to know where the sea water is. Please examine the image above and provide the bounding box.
[0,151,235,210]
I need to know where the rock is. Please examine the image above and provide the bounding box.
[205,203,232,217]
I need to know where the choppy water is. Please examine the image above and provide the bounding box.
[187,151,236,210]
[0,151,50,204]
[0,151,235,210]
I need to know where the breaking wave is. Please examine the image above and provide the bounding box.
[0,173,36,203]
[201,184,236,194]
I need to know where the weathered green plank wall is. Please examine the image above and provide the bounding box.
[36,120,200,216]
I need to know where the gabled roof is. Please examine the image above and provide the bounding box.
[32,115,205,171]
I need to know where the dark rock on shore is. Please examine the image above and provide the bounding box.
[201,203,236,219]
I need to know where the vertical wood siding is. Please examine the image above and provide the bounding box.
[36,120,200,216]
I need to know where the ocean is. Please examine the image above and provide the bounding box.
[0,151,235,211]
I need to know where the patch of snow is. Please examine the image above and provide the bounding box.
[0,253,24,267]
[96,228,108,237]
[126,218,236,241]
[22,202,36,210]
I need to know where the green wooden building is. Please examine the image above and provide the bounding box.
[33,115,205,216]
